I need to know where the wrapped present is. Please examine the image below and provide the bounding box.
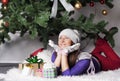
[19,56,44,76]
[43,68,57,78]
[43,63,57,78]
[21,63,34,76]
[35,68,43,77]
[19,63,44,76]
[19,63,43,70]
[19,55,44,69]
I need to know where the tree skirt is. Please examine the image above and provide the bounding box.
[0,68,120,81]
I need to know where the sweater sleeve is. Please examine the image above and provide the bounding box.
[51,51,61,75]
[51,51,57,63]
[62,59,90,76]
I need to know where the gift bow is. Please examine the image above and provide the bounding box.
[26,56,43,64]
[50,0,74,18]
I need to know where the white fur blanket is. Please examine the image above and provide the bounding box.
[0,50,120,81]
[0,68,120,81]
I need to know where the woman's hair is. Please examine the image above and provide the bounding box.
[54,50,79,68]
[68,50,79,68]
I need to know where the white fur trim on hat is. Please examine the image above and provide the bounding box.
[59,28,80,44]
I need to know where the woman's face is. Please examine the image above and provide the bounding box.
[58,35,73,48]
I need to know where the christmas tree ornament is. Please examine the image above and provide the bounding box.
[0,11,3,17]
[89,1,94,7]
[4,21,9,27]
[1,0,8,5]
[102,9,107,15]
[0,20,4,27]
[100,0,105,4]
[3,5,7,10]
[75,1,82,9]
[1,0,8,10]
[0,29,4,33]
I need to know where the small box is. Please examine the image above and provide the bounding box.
[35,68,43,77]
[43,68,57,78]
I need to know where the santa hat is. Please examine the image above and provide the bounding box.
[59,28,80,44]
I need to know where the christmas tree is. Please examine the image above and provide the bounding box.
[0,0,118,48]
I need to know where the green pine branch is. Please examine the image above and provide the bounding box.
[0,0,118,48]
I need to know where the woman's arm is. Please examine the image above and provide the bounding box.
[61,55,69,72]
[51,52,62,75]
[62,59,90,76]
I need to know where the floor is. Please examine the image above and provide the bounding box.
[0,63,18,73]
[0,63,18,81]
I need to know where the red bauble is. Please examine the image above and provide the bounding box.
[89,1,94,7]
[4,22,9,27]
[100,0,105,4]
[2,0,8,5]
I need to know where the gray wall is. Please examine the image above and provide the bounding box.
[73,0,120,55]
[0,0,120,63]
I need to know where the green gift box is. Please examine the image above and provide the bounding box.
[43,68,57,78]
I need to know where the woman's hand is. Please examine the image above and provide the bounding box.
[49,40,80,56]
[62,43,80,55]
[48,40,59,52]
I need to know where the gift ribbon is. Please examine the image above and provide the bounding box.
[26,64,33,68]
[50,0,74,18]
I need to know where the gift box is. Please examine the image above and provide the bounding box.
[43,63,57,78]
[19,63,44,76]
[19,56,44,76]
[19,63,43,70]
[43,68,57,78]
[35,68,43,77]
[19,56,44,70]
[21,63,34,76]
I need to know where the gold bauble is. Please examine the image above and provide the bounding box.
[2,5,7,10]
[102,9,107,15]
[75,1,82,9]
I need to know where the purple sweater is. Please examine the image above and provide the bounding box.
[51,52,101,76]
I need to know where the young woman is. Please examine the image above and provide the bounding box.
[49,28,101,76]
[91,37,120,71]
